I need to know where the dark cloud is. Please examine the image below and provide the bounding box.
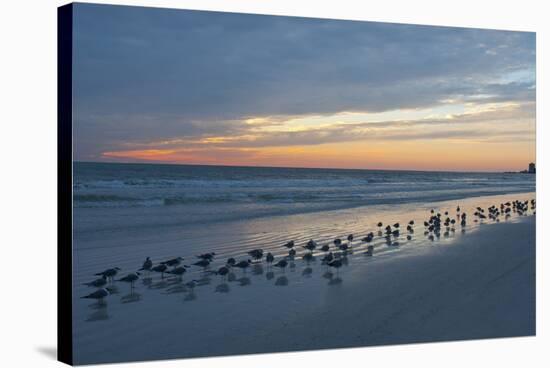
[72,3,536,159]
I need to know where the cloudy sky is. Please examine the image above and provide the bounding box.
[73,3,536,171]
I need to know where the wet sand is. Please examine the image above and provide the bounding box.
[72,193,535,365]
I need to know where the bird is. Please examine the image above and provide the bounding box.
[214,266,230,279]
[161,257,184,267]
[226,257,236,267]
[196,252,216,261]
[327,259,343,273]
[193,259,211,269]
[167,266,188,278]
[247,249,264,262]
[234,259,252,272]
[377,222,383,228]
[94,267,121,281]
[118,272,140,288]
[151,264,168,278]
[274,259,288,271]
[322,252,334,264]
[288,249,296,257]
[321,244,330,252]
[304,240,317,252]
[83,275,107,288]
[347,234,354,243]
[284,241,295,249]
[139,257,152,271]
[408,220,414,225]
[333,238,342,246]
[81,287,113,301]
[393,223,400,228]
[266,252,274,265]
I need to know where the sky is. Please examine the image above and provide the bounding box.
[73,3,536,172]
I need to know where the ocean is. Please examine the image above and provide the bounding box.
[74,161,535,229]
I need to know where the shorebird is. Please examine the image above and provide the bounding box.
[288,248,296,257]
[393,223,400,228]
[81,287,114,301]
[377,222,383,228]
[167,266,188,279]
[151,264,168,278]
[139,257,152,272]
[321,244,330,252]
[83,275,107,288]
[247,249,264,262]
[161,257,184,267]
[304,240,317,252]
[196,253,215,261]
[118,272,140,288]
[226,257,236,267]
[347,234,354,244]
[214,266,230,280]
[327,259,343,274]
[193,259,211,269]
[273,259,288,271]
[94,267,121,282]
[322,252,334,264]
[266,252,274,265]
[284,241,295,249]
[333,238,342,246]
[234,260,252,273]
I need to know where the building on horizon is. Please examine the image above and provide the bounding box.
[528,162,536,174]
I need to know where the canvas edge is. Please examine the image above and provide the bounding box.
[58,3,74,366]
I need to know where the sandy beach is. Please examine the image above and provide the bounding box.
[73,192,535,364]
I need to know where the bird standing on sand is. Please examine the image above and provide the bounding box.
[235,260,252,273]
[266,252,274,265]
[95,267,121,282]
[83,275,107,288]
[167,266,189,279]
[81,287,113,301]
[226,258,236,267]
[274,259,288,271]
[193,259,211,269]
[321,244,330,252]
[247,249,264,262]
[139,257,153,272]
[304,240,317,252]
[161,257,184,267]
[347,234,354,244]
[288,249,296,257]
[118,272,140,288]
[151,264,168,278]
[284,241,295,249]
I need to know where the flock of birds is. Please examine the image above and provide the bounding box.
[81,198,535,303]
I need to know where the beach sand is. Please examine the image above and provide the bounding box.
[72,193,535,364]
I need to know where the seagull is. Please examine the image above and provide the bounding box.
[302,252,314,262]
[234,260,252,272]
[167,266,189,279]
[247,249,264,262]
[347,234,354,243]
[226,257,236,266]
[139,257,152,272]
[118,272,140,288]
[81,287,113,301]
[193,259,211,269]
[288,248,296,257]
[196,252,216,261]
[151,264,168,278]
[284,241,295,249]
[83,275,107,288]
[94,267,121,281]
[327,259,343,273]
[377,222,383,228]
[304,240,317,252]
[161,257,184,267]
[266,252,274,265]
[216,266,230,278]
[274,259,288,271]
[321,244,330,252]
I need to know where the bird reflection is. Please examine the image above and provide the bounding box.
[215,283,230,293]
[275,276,289,286]
[120,292,142,304]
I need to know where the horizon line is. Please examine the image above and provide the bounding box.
[73,160,533,175]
